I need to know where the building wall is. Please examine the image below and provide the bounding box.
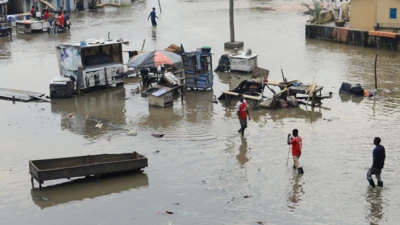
[7,0,25,13]
[120,0,130,6]
[350,0,376,30]
[376,0,400,24]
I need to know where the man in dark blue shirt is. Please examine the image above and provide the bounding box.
[366,137,386,188]
[148,7,158,27]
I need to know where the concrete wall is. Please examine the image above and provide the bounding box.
[350,0,376,30]
[350,0,400,30]
[306,24,400,51]
[377,0,400,24]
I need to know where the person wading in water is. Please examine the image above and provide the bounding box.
[148,7,159,27]
[367,137,386,188]
[236,93,251,136]
[287,129,304,174]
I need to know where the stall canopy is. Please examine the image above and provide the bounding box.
[40,0,58,11]
[127,50,183,69]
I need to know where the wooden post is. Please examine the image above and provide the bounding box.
[312,91,316,107]
[141,39,146,51]
[77,66,83,95]
[104,67,109,88]
[229,0,235,42]
[374,54,378,89]
[281,68,287,82]
[180,85,184,102]
[158,0,162,13]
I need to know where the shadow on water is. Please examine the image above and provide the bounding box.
[50,87,127,139]
[31,171,149,209]
[287,172,304,212]
[365,188,384,225]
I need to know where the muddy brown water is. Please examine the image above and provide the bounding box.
[1,0,400,224]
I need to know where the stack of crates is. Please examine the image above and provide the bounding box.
[182,51,213,90]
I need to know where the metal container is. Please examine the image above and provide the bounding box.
[29,152,148,190]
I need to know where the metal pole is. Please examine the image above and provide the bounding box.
[158,0,162,13]
[374,54,378,89]
[141,39,146,51]
[229,0,235,42]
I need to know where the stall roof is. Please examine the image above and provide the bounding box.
[57,38,129,49]
[0,0,8,4]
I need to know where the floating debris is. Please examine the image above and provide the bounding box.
[152,132,164,138]
[66,113,75,119]
[126,130,138,136]
[244,195,252,198]
[33,197,49,201]
[249,6,273,11]
[95,122,103,129]
[210,95,218,104]
[166,211,174,215]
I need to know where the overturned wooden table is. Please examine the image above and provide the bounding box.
[222,91,263,109]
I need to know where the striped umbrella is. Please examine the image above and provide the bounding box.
[127,50,183,69]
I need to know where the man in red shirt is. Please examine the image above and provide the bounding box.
[287,129,303,173]
[236,93,251,136]
[57,11,64,28]
[30,6,35,17]
[43,9,50,20]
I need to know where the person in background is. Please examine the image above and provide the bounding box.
[366,137,386,188]
[330,0,338,20]
[287,129,304,174]
[63,10,70,28]
[56,11,64,28]
[236,93,251,136]
[43,9,50,20]
[30,6,35,18]
[341,0,350,21]
[148,7,158,27]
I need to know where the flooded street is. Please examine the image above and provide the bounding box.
[1,0,400,224]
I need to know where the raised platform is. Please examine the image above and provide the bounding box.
[305,23,400,52]
[224,41,244,49]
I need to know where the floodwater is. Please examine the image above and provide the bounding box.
[1,0,400,224]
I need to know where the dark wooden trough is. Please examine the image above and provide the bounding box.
[29,152,148,190]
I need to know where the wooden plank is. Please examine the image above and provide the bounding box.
[0,88,44,101]
[223,91,262,100]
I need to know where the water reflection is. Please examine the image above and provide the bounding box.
[287,173,304,211]
[0,42,11,61]
[139,105,184,129]
[185,91,214,123]
[236,136,249,167]
[268,107,323,123]
[31,171,148,209]
[51,87,127,138]
[365,188,384,225]
[151,27,157,41]
[339,93,364,104]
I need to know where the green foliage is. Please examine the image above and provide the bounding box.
[302,0,323,23]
